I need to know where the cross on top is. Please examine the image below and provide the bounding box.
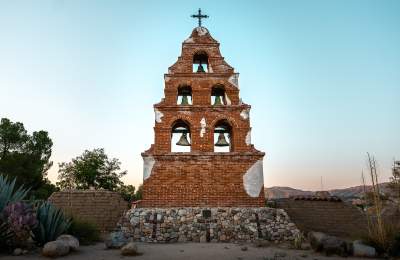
[191,8,209,27]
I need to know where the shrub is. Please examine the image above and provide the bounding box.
[0,175,30,212]
[0,219,13,251]
[388,233,400,257]
[3,202,37,246]
[68,218,100,245]
[32,202,71,245]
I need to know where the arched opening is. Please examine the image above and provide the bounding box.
[177,85,192,105]
[213,119,232,152]
[211,85,226,106]
[193,51,208,73]
[171,119,191,152]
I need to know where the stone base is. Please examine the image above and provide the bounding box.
[118,207,300,243]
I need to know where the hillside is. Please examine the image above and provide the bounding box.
[265,183,391,199]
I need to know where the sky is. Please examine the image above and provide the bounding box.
[0,0,399,191]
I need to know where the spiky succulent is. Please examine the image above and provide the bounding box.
[32,202,71,245]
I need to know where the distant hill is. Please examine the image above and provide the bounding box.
[265,186,313,199]
[265,183,391,200]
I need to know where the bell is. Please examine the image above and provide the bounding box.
[176,132,190,146]
[215,133,229,147]
[197,63,205,73]
[180,95,189,105]
[213,95,223,106]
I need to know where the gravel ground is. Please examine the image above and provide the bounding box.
[1,242,378,260]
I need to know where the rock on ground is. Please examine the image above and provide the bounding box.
[353,240,376,257]
[105,231,129,249]
[42,240,70,257]
[121,242,139,256]
[308,231,348,256]
[57,234,79,251]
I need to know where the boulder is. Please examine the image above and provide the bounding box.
[321,235,348,256]
[42,241,70,257]
[105,231,129,249]
[57,234,79,251]
[308,231,327,251]
[353,240,376,257]
[308,231,348,256]
[121,242,139,256]
[13,248,23,256]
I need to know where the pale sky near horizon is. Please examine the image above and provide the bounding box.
[0,0,399,191]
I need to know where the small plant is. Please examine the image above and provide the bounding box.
[293,232,305,249]
[0,175,30,212]
[67,218,100,245]
[32,202,71,245]
[3,202,37,246]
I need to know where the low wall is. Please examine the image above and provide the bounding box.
[276,198,367,238]
[118,207,300,243]
[49,190,129,232]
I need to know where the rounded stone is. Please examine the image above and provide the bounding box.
[57,234,79,251]
[121,242,139,256]
[42,241,70,257]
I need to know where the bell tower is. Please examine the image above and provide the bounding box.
[141,10,265,207]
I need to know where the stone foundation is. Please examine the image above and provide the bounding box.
[119,207,300,243]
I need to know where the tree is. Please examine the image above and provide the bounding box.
[388,160,400,203]
[57,148,127,190]
[0,118,56,199]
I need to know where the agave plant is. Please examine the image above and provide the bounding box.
[32,202,71,245]
[0,175,30,213]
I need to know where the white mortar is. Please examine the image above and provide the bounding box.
[143,156,155,181]
[243,160,264,197]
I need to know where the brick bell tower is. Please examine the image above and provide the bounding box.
[141,10,265,207]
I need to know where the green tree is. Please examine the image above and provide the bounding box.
[0,118,56,199]
[57,148,127,190]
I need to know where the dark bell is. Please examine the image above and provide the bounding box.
[215,133,229,147]
[176,132,190,146]
[180,95,189,105]
[213,95,223,106]
[197,63,205,73]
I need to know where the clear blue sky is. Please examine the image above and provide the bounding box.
[1,0,399,190]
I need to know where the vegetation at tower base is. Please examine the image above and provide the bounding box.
[0,118,57,200]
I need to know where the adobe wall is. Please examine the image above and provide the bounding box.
[276,199,367,238]
[48,190,129,232]
[119,207,300,243]
[141,153,265,208]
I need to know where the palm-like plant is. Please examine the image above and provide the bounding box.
[0,175,30,213]
[32,202,71,245]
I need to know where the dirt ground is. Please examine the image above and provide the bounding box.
[1,242,378,260]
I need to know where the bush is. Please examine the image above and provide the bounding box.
[67,218,100,245]
[3,202,37,247]
[32,202,71,245]
[0,219,13,252]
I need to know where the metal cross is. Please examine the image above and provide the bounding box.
[191,8,209,27]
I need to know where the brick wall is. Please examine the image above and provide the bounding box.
[276,199,367,238]
[142,153,265,208]
[48,190,129,232]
